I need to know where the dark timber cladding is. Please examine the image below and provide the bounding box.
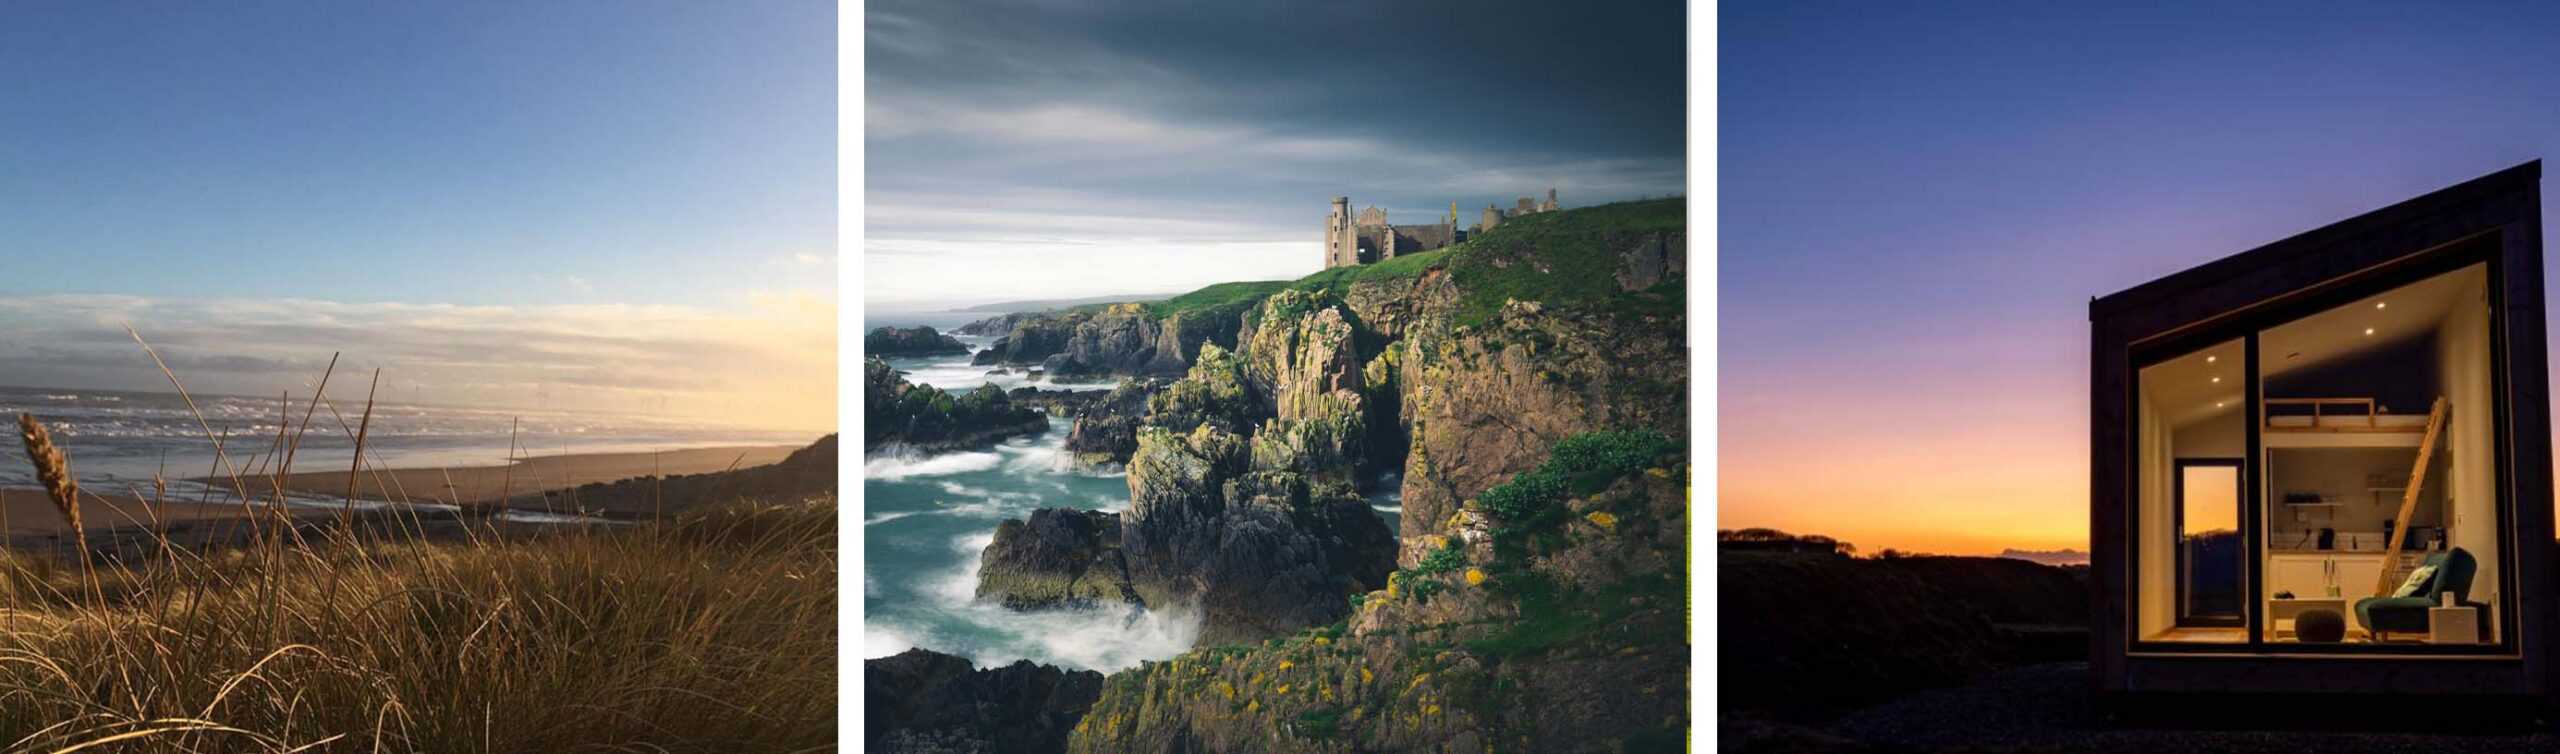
[2087,160,2553,699]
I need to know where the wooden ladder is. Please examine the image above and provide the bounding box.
[2373,396,2452,598]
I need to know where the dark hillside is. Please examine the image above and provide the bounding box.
[1718,550,2087,722]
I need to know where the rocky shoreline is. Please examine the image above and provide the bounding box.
[865,647,1103,754]
[867,198,1691,752]
[865,358,1053,452]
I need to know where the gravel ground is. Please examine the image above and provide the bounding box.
[1725,662,2560,753]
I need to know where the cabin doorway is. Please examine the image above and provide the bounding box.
[2176,459,2245,627]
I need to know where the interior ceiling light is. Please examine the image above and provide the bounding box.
[2211,376,2221,383]
[2365,327,2377,336]
[2377,302,2388,309]
[2206,355,2218,363]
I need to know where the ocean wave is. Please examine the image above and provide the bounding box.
[862,451,1003,480]
[905,530,1197,672]
[863,624,919,660]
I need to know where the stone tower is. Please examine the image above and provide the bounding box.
[1324,196,1356,268]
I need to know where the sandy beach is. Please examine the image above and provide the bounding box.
[236,444,805,508]
[0,489,265,536]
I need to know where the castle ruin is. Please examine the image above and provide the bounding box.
[1324,188,1560,268]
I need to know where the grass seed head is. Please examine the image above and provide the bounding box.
[16,413,80,535]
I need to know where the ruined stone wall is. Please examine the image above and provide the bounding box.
[1386,223,1459,258]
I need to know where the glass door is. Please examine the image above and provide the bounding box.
[2176,460,2245,627]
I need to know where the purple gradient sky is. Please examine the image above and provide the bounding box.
[1721,2,2560,555]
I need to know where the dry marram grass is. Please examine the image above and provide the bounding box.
[0,339,836,751]
[15,413,80,538]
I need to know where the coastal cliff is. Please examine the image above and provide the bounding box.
[963,285,1277,378]
[947,198,1691,751]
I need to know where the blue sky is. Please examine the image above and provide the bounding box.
[0,2,836,428]
[863,0,1689,307]
[1721,1,2560,554]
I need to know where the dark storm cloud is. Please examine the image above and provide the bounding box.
[864,0,1688,250]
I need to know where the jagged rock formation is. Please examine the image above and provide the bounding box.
[866,648,1103,754]
[1138,343,1259,436]
[976,508,1138,610]
[966,302,1251,379]
[1061,379,1156,466]
[1385,300,1687,565]
[865,325,971,355]
[957,312,1033,336]
[864,358,1049,452]
[965,198,1690,751]
[1005,386,1116,418]
[1114,420,1398,644]
[1070,434,1689,753]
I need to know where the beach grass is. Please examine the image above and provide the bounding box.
[0,495,837,751]
[0,335,837,752]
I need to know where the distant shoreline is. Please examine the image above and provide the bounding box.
[0,443,807,536]
[208,443,805,508]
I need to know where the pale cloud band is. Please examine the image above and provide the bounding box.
[0,293,837,432]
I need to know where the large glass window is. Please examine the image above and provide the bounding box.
[2135,261,2506,650]
[2136,338,2246,643]
[2257,262,2498,646]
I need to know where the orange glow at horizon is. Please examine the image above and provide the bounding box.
[1719,343,2091,557]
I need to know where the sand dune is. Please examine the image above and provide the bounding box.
[235,444,805,508]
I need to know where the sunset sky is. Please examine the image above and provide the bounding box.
[1721,2,2560,555]
[0,2,836,431]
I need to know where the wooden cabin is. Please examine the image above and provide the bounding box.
[2089,161,2555,710]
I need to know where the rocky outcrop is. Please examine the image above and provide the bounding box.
[977,508,1138,610]
[980,314,1082,367]
[1235,290,1374,487]
[975,426,1394,645]
[1615,231,1686,292]
[866,647,1103,754]
[1042,303,1158,377]
[1006,386,1116,418]
[1068,433,1690,753]
[968,199,1692,752]
[1114,424,1396,644]
[969,303,1251,379]
[1391,301,1686,564]
[865,326,970,356]
[1061,379,1156,466]
[864,359,1050,452]
[978,337,1399,645]
[957,312,1033,336]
